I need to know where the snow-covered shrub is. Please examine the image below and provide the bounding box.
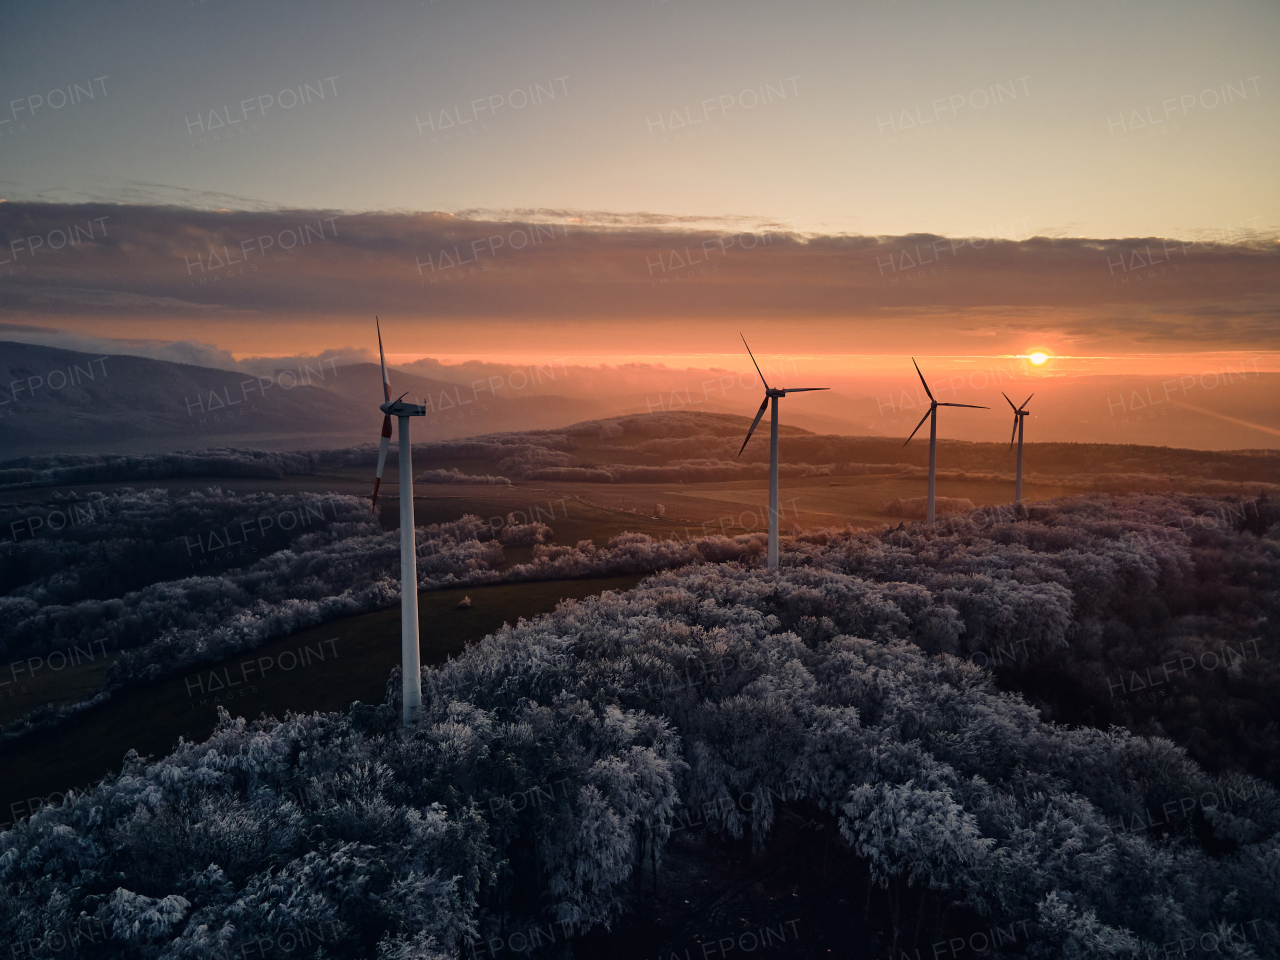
[415,468,511,485]
[881,496,975,519]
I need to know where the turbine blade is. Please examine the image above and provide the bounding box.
[740,334,770,390]
[911,358,935,402]
[782,387,830,393]
[1002,391,1017,412]
[903,407,931,446]
[738,397,770,457]
[1020,393,1034,410]
[1010,415,1018,451]
[372,414,393,511]
[939,403,989,409]
[376,316,392,403]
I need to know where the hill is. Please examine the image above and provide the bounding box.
[417,411,1280,491]
[0,342,592,456]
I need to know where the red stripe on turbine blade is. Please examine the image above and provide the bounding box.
[371,477,382,513]
[373,320,389,401]
[376,317,391,402]
[375,433,392,483]
[738,397,769,457]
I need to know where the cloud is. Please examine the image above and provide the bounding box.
[0,202,1275,351]
[13,286,224,311]
[0,180,286,212]
[0,322,368,376]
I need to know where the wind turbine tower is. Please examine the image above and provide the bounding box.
[370,317,428,726]
[736,335,828,570]
[903,358,988,525]
[1004,392,1033,505]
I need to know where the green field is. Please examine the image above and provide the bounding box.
[0,575,644,828]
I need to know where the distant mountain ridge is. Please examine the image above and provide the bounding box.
[4,340,1279,457]
[0,342,593,456]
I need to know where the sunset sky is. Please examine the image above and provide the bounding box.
[1,0,1278,389]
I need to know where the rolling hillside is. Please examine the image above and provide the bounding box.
[0,342,593,456]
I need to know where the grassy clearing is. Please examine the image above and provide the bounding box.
[520,474,1073,533]
[0,646,122,726]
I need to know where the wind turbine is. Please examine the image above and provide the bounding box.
[371,317,428,726]
[736,335,828,571]
[1003,392,1033,505]
[903,358,988,525]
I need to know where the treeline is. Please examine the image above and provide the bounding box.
[390,415,1280,490]
[0,450,325,490]
[540,411,1280,483]
[6,412,1276,491]
[1,488,376,605]
[2,511,1277,958]
[416,468,511,485]
[522,460,835,483]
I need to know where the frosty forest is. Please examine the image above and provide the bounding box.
[2,483,1278,958]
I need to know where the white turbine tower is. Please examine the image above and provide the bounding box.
[903,358,988,526]
[735,335,828,571]
[370,318,428,726]
[1003,391,1033,505]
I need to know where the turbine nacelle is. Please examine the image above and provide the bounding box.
[767,386,826,398]
[737,336,829,456]
[380,397,427,417]
[1002,392,1034,451]
[901,357,989,527]
[903,358,988,446]
[1003,391,1034,416]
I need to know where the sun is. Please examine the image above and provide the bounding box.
[1028,352,1049,365]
